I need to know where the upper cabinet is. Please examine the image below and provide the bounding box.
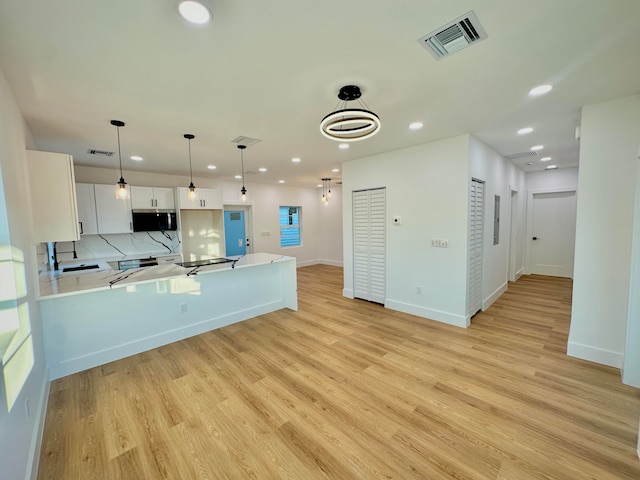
[93,184,133,234]
[176,187,222,210]
[26,150,80,243]
[75,183,98,235]
[130,186,175,210]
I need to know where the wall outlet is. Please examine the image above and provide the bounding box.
[180,303,187,314]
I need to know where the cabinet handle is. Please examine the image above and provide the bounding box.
[203,200,206,207]
[79,221,84,235]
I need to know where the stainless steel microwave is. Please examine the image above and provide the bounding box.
[131,211,177,232]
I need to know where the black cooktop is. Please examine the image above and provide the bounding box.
[177,257,233,268]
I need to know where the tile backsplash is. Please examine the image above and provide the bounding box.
[51,231,181,265]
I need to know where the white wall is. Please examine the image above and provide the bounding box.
[343,135,470,327]
[73,165,343,267]
[569,95,640,368]
[0,68,49,480]
[526,167,579,191]
[622,152,640,388]
[469,136,526,309]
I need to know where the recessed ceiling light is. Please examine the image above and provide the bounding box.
[338,143,349,150]
[517,127,533,135]
[526,162,534,165]
[235,175,242,179]
[278,180,285,184]
[207,165,216,170]
[331,168,340,173]
[259,167,267,173]
[540,157,552,162]
[529,84,553,96]
[530,145,544,151]
[409,121,424,130]
[291,157,301,163]
[178,1,212,25]
[130,155,143,161]
[545,165,558,170]
[317,184,323,188]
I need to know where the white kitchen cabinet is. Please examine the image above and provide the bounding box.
[26,150,80,243]
[75,183,98,235]
[176,187,222,210]
[93,184,133,234]
[131,186,175,210]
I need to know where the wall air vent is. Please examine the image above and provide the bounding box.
[87,149,114,156]
[231,136,261,147]
[418,11,487,60]
[504,151,538,161]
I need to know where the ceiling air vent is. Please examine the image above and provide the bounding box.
[504,151,538,161]
[87,149,114,156]
[418,11,487,60]
[231,136,261,147]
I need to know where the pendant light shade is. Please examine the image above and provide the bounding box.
[110,120,128,199]
[184,134,196,201]
[238,144,247,202]
[321,178,332,205]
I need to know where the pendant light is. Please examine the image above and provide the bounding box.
[321,178,332,205]
[320,85,381,142]
[110,120,128,199]
[238,144,247,202]
[184,134,196,201]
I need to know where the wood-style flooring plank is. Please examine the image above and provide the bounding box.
[37,267,640,479]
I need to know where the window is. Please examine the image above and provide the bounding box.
[280,206,301,247]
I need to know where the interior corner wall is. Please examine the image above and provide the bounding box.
[73,165,343,267]
[0,68,49,480]
[569,94,640,368]
[468,136,526,310]
[342,135,470,327]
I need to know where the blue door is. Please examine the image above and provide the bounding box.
[224,211,246,256]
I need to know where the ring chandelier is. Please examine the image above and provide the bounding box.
[320,85,381,142]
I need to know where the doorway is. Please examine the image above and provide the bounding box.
[527,190,577,277]
[224,210,246,256]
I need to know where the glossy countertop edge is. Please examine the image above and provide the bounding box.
[38,253,294,300]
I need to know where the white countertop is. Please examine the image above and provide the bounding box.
[39,253,291,299]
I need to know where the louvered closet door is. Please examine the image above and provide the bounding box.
[353,188,386,304]
[468,179,484,316]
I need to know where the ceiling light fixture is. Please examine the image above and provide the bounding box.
[409,121,424,130]
[338,143,349,150]
[530,145,544,151]
[545,165,558,170]
[321,178,332,205]
[291,157,301,163]
[238,145,247,202]
[207,165,216,170]
[540,156,552,162]
[278,180,285,184]
[130,155,143,161]
[110,120,128,199]
[320,85,381,142]
[331,168,340,173]
[184,134,196,201]
[259,167,267,173]
[529,84,553,96]
[517,127,533,135]
[178,0,212,24]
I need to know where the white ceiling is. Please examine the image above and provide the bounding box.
[1,0,639,188]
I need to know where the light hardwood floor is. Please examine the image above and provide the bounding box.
[37,265,640,479]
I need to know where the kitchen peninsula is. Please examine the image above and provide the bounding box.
[38,253,297,379]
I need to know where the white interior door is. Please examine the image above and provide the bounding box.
[353,188,386,304]
[530,191,577,277]
[468,179,484,317]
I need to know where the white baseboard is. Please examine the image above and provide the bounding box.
[515,268,524,281]
[567,341,623,368]
[385,299,468,328]
[296,259,343,268]
[27,369,50,480]
[483,281,508,310]
[343,289,354,299]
